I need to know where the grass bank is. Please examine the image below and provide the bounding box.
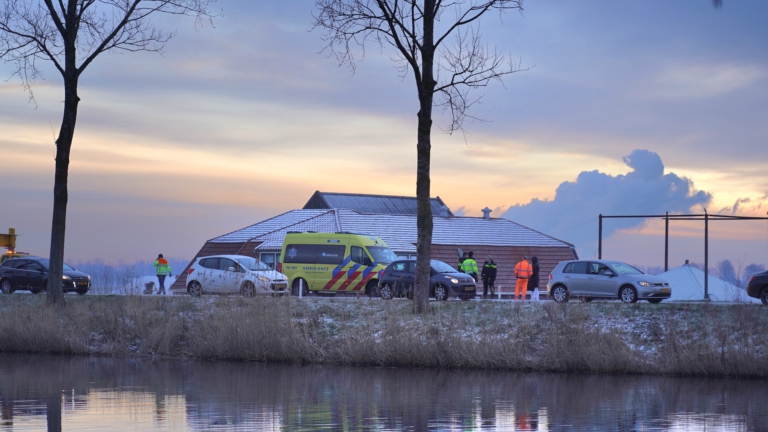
[0,295,766,377]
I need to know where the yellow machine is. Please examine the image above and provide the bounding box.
[279,232,397,296]
[1,228,29,264]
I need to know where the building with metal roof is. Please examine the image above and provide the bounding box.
[303,191,454,216]
[171,201,578,296]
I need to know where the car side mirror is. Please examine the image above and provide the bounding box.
[227,266,236,272]
[605,270,616,277]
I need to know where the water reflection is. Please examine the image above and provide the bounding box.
[0,353,766,431]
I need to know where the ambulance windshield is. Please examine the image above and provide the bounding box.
[366,246,397,264]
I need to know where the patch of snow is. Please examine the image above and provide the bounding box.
[659,264,760,303]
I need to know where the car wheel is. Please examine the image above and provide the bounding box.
[433,285,448,301]
[552,285,569,303]
[647,298,663,304]
[620,285,638,303]
[188,281,203,297]
[579,296,593,303]
[292,278,308,296]
[76,287,88,295]
[365,280,379,298]
[379,284,394,300]
[760,287,768,306]
[241,281,256,297]
[0,279,13,294]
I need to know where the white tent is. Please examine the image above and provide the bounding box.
[658,264,760,303]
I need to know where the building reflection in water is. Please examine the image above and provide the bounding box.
[0,353,765,431]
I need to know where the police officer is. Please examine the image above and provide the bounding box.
[461,251,479,282]
[481,256,497,299]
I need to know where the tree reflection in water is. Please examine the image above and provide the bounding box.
[0,353,766,431]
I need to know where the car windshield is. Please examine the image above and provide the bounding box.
[611,262,643,275]
[235,256,271,271]
[38,260,74,271]
[430,260,456,274]
[367,247,397,264]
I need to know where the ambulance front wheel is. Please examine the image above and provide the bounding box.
[292,279,309,297]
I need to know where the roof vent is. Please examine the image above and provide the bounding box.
[438,205,450,217]
[685,259,689,265]
[482,207,492,220]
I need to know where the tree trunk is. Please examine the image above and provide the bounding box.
[46,73,79,306]
[412,0,436,314]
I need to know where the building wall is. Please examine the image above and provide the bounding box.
[431,245,577,292]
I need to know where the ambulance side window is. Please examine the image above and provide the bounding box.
[351,246,366,265]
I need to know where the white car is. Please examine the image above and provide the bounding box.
[186,255,289,297]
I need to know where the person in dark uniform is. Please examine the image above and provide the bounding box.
[481,256,497,299]
[527,256,540,300]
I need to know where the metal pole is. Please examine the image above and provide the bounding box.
[704,209,709,300]
[299,279,303,299]
[598,214,603,259]
[665,211,669,272]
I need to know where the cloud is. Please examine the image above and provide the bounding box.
[502,149,712,251]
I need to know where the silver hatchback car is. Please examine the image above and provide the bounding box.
[547,260,671,303]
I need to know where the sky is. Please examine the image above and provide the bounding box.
[1,0,767,270]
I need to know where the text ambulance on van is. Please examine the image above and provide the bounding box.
[279,232,398,296]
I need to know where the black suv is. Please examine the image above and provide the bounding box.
[0,257,91,295]
[378,259,476,301]
[746,270,768,305]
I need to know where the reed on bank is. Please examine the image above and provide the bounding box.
[0,295,765,377]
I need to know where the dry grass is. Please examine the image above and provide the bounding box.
[0,295,766,377]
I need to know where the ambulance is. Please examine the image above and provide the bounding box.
[279,232,397,296]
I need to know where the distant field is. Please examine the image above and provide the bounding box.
[0,295,766,378]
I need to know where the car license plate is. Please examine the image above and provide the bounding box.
[661,288,670,293]
[464,287,474,291]
[77,281,88,286]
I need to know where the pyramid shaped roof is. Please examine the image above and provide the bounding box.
[658,264,760,303]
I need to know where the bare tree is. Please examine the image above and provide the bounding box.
[0,0,217,305]
[314,0,524,313]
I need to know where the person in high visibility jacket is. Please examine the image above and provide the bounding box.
[153,253,173,295]
[481,256,497,299]
[461,251,479,282]
[514,256,533,300]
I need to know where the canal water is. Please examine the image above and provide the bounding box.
[0,353,765,431]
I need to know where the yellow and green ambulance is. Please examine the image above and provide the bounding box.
[279,232,397,296]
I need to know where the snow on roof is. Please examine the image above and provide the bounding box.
[209,209,572,252]
[210,210,331,243]
[659,264,760,303]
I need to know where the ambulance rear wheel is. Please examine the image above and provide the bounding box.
[292,279,309,297]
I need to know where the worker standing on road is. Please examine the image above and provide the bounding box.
[461,251,479,282]
[527,256,540,301]
[514,256,532,300]
[481,256,497,299]
[153,254,172,295]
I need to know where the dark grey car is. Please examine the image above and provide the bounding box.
[546,260,671,303]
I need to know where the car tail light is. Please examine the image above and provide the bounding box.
[277,263,282,272]
[187,268,194,275]
[548,274,552,280]
[748,276,755,285]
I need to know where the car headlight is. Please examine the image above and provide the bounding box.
[450,278,459,284]
[257,276,270,283]
[87,275,91,280]
[62,275,71,280]
[638,281,652,287]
